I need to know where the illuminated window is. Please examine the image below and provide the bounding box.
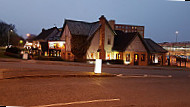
[62,44,65,49]
[132,27,134,29]
[116,54,120,59]
[141,54,145,61]
[126,54,130,61]
[107,53,111,60]
[91,53,94,59]
[135,54,138,61]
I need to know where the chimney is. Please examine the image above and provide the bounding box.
[98,15,106,60]
[108,20,115,30]
[42,28,45,32]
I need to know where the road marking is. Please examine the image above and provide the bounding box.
[117,74,172,78]
[31,98,120,107]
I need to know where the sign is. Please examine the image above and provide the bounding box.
[94,59,102,74]
[23,53,28,60]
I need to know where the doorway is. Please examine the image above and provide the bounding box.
[134,54,139,65]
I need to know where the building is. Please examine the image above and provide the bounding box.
[159,42,190,65]
[144,39,168,65]
[112,30,167,65]
[24,34,36,50]
[112,30,148,65]
[59,15,167,65]
[60,15,115,61]
[25,27,64,56]
[26,15,167,66]
[109,20,144,38]
[159,42,190,57]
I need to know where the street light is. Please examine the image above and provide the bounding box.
[26,33,30,37]
[8,29,13,47]
[175,31,179,43]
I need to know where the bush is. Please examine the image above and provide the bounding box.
[4,52,22,58]
[6,47,21,54]
[103,59,124,64]
[33,56,64,61]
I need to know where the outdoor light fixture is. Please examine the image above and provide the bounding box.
[175,31,179,43]
[26,33,30,37]
[19,40,23,44]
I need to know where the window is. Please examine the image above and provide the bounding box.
[91,53,94,59]
[107,53,111,60]
[116,54,120,59]
[126,54,130,61]
[108,35,111,45]
[126,26,128,29]
[141,54,145,61]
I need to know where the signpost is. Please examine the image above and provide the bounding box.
[94,59,102,74]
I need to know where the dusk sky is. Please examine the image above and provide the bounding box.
[0,0,189,43]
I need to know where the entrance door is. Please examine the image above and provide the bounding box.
[134,54,139,65]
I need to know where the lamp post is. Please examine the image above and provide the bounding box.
[8,30,13,47]
[26,33,30,37]
[175,31,179,43]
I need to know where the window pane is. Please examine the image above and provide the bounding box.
[126,54,130,61]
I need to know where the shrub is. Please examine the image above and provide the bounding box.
[4,52,22,58]
[6,47,21,54]
[103,59,124,64]
[33,56,64,61]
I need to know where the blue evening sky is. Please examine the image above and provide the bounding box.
[0,0,189,42]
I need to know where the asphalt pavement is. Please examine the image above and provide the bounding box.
[0,58,190,106]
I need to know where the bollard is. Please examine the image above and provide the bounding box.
[94,59,102,74]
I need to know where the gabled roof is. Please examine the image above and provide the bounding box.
[35,27,60,41]
[63,19,101,37]
[144,38,168,53]
[112,30,142,52]
[113,30,168,53]
[99,15,117,35]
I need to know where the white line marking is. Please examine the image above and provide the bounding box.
[117,74,172,78]
[31,98,120,107]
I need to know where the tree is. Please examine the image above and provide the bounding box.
[0,21,25,46]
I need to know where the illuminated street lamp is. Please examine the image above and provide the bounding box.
[175,31,179,43]
[26,33,30,37]
[8,29,13,47]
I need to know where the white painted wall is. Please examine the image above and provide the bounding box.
[104,24,115,60]
[86,30,100,59]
